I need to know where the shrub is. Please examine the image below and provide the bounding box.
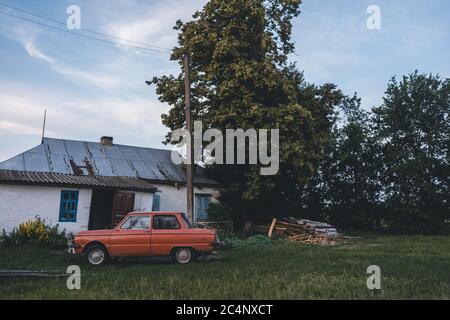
[206,202,232,221]
[0,216,69,249]
[221,234,287,250]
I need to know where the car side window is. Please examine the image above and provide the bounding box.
[120,216,150,230]
[153,215,180,230]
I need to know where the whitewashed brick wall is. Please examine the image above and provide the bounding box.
[0,184,92,234]
[133,191,154,212]
[155,184,219,221]
[0,183,219,233]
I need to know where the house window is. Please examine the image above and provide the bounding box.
[152,194,160,211]
[59,190,79,222]
[195,195,211,221]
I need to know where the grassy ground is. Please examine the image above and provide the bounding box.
[0,235,449,299]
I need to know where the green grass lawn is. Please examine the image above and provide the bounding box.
[0,235,449,299]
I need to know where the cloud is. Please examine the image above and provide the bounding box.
[24,39,54,64]
[0,81,170,161]
[12,30,121,90]
[0,120,42,136]
[103,0,206,49]
[0,1,200,91]
[52,63,120,89]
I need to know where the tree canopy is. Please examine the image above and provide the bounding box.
[372,72,450,233]
[150,0,449,234]
[305,72,450,234]
[150,0,344,223]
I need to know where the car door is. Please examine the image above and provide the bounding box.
[109,215,151,257]
[150,214,183,256]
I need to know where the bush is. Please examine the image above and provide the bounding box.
[206,202,232,221]
[0,216,69,249]
[383,207,450,235]
[221,234,287,250]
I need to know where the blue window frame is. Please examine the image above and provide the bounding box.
[152,194,161,211]
[195,195,211,221]
[59,190,79,222]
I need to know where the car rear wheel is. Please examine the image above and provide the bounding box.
[173,247,193,264]
[86,245,109,266]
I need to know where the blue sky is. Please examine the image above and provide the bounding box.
[0,0,449,161]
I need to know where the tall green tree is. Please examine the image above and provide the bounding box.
[372,72,450,233]
[150,0,343,223]
[302,95,382,230]
[305,72,449,234]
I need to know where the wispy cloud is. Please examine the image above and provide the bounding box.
[1,0,449,162]
[22,37,120,89]
[104,0,206,49]
[51,63,120,89]
[1,21,122,90]
[23,38,54,63]
[0,81,170,160]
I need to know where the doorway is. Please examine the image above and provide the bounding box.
[88,189,115,230]
[88,190,136,230]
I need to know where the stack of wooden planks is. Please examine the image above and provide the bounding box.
[252,217,341,245]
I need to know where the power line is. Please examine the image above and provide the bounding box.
[0,1,299,57]
[0,2,172,52]
[0,10,171,53]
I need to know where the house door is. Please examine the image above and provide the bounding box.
[111,191,135,227]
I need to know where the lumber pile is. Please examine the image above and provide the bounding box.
[252,217,341,245]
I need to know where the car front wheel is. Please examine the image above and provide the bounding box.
[173,247,193,264]
[86,245,109,266]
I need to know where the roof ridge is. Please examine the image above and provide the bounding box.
[43,137,172,152]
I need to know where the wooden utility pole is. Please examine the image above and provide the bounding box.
[184,53,194,222]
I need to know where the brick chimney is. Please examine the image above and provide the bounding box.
[100,136,113,146]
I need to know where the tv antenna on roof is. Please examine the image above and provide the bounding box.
[41,109,47,144]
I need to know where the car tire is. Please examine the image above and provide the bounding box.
[85,244,109,266]
[173,247,194,264]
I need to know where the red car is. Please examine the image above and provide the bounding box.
[70,212,219,265]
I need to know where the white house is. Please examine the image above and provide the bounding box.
[0,137,219,233]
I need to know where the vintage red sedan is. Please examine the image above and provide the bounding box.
[70,212,219,265]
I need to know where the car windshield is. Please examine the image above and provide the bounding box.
[182,213,193,228]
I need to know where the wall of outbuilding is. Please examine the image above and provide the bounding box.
[0,182,219,234]
[133,191,154,212]
[155,184,220,221]
[0,184,92,234]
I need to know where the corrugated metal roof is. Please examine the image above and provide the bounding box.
[0,138,218,186]
[0,170,157,192]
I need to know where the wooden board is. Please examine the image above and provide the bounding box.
[268,218,277,238]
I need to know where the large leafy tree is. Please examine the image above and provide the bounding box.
[150,0,343,223]
[372,72,450,233]
[303,95,383,230]
[305,72,449,234]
